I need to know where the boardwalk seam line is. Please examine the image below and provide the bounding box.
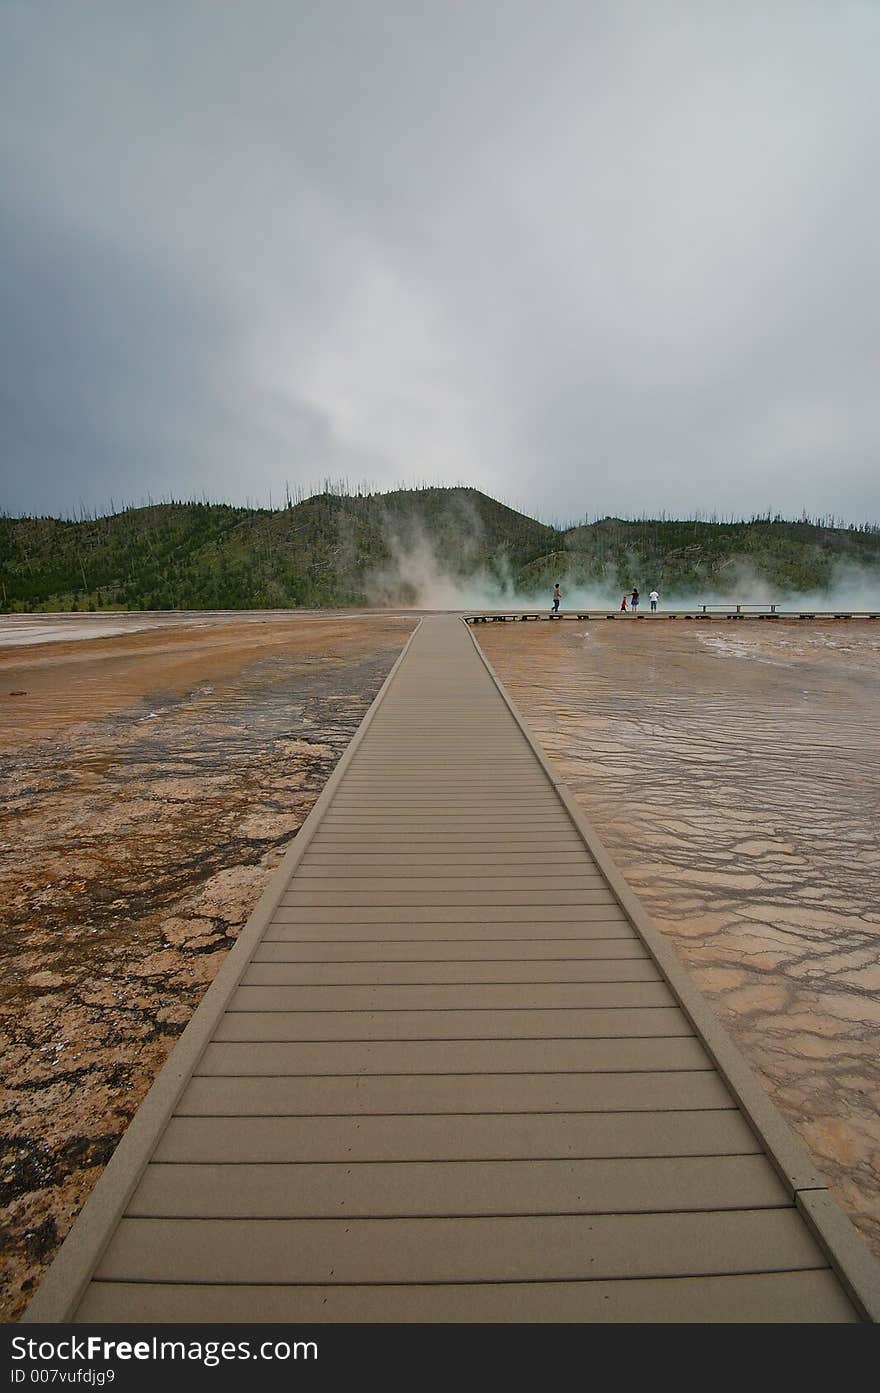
[84,1267,835,1293]
[22,619,423,1324]
[170,1106,740,1117]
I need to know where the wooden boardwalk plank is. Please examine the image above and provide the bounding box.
[227,982,673,1010]
[212,1007,693,1042]
[268,906,630,923]
[297,859,603,871]
[242,959,658,983]
[154,1109,759,1161]
[76,1271,858,1323]
[94,1210,826,1284]
[176,1071,737,1116]
[252,938,650,961]
[262,923,637,940]
[129,1156,787,1218]
[286,871,608,885]
[299,848,600,861]
[196,1037,717,1075]
[280,892,625,908]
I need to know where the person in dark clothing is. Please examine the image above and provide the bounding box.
[631,588,639,612]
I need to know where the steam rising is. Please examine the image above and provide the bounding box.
[364,525,880,612]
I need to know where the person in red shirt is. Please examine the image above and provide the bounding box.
[620,594,627,611]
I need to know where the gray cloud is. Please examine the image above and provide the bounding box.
[2,1,879,522]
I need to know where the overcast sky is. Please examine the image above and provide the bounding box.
[2,1,879,525]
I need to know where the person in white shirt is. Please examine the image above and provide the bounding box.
[649,590,659,612]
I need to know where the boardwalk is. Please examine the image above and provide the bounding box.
[466,608,880,622]
[25,617,879,1323]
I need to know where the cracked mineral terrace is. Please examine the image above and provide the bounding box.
[0,613,415,1320]
[477,618,880,1262]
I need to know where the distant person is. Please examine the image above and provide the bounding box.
[631,588,639,612]
[649,589,659,612]
[552,583,561,614]
[620,594,628,612]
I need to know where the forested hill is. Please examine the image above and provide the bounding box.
[1,487,879,611]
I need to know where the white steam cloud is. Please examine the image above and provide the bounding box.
[363,528,880,612]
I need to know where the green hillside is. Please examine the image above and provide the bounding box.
[1,488,878,611]
[0,488,556,611]
[538,515,880,596]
